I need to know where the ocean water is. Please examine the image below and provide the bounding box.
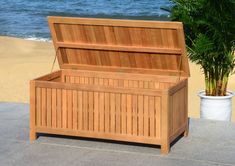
[0,0,172,41]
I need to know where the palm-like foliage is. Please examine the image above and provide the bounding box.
[170,0,235,96]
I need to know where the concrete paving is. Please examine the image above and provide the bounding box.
[0,102,235,166]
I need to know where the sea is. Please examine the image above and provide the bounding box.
[0,0,172,42]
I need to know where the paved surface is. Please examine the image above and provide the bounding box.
[0,102,235,166]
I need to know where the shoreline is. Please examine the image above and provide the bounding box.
[0,35,234,121]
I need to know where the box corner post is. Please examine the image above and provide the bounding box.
[30,80,37,142]
[183,81,189,137]
[161,93,170,154]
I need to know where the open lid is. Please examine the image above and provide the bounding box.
[48,16,190,77]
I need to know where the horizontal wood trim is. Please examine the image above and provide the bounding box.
[48,16,183,29]
[61,64,187,77]
[35,81,163,96]
[62,69,180,83]
[36,127,162,145]
[57,42,182,55]
[34,70,62,81]
[168,79,187,95]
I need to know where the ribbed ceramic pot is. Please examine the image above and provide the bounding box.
[198,90,234,121]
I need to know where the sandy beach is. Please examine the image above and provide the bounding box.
[0,36,234,121]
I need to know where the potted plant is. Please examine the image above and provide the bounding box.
[167,0,235,121]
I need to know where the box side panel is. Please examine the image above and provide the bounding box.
[63,74,175,90]
[34,80,163,145]
[169,82,188,142]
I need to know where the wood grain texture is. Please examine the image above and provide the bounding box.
[31,17,189,155]
[48,17,189,77]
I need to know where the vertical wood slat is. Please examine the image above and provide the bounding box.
[41,88,46,127]
[149,96,155,137]
[36,88,41,126]
[115,93,121,134]
[126,94,132,134]
[143,96,149,137]
[137,95,144,136]
[62,89,67,128]
[88,91,94,131]
[78,91,83,130]
[57,89,62,128]
[104,92,110,132]
[110,93,116,133]
[132,95,137,136]
[72,90,78,130]
[155,97,161,138]
[83,91,88,130]
[46,88,52,127]
[51,89,57,128]
[94,92,99,131]
[121,94,127,134]
[99,78,105,132]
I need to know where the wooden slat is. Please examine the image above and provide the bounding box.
[155,97,161,138]
[62,69,180,83]
[78,91,83,130]
[137,95,144,136]
[48,16,183,29]
[83,91,88,130]
[126,94,132,134]
[115,93,121,134]
[104,93,110,132]
[72,90,78,130]
[35,81,163,97]
[143,96,149,137]
[121,94,127,134]
[41,88,46,127]
[46,88,52,127]
[36,127,162,145]
[94,92,99,131]
[132,95,138,136]
[56,89,62,128]
[51,88,57,128]
[36,88,41,126]
[110,93,116,133]
[67,90,73,129]
[149,96,155,137]
[62,64,183,77]
[62,89,67,128]
[88,91,94,131]
[99,92,105,132]
[57,42,182,54]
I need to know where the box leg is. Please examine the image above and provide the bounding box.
[30,130,37,142]
[183,128,189,137]
[184,119,189,137]
[161,143,170,154]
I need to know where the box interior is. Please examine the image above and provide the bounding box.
[36,70,186,91]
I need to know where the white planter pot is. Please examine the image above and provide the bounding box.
[198,90,234,121]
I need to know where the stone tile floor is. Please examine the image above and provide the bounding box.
[0,102,234,166]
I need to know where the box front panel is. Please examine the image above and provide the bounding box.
[34,86,163,143]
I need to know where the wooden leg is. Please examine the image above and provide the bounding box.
[161,143,170,154]
[29,130,37,142]
[184,120,189,137]
[183,128,188,137]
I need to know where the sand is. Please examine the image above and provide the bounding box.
[0,36,234,121]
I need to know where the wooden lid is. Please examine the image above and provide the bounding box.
[48,16,190,77]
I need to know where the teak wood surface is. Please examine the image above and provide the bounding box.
[30,16,190,154]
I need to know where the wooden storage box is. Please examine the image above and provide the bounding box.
[30,16,190,154]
